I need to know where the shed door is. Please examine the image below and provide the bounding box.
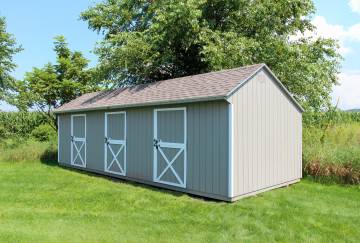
[105,112,126,176]
[71,114,86,167]
[153,108,186,188]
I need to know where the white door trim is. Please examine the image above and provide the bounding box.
[71,114,86,168]
[153,107,187,188]
[104,111,127,176]
[228,103,234,198]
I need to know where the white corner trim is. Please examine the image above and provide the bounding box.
[228,103,234,198]
[57,115,60,163]
[153,109,157,182]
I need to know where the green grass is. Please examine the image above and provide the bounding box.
[0,160,360,242]
[1,121,360,241]
[0,138,57,162]
[303,123,360,167]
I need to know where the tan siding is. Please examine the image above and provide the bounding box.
[229,69,302,197]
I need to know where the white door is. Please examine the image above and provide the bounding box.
[71,114,86,167]
[153,107,186,188]
[104,112,126,176]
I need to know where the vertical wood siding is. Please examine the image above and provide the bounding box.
[107,113,125,140]
[126,107,153,180]
[86,111,105,171]
[58,114,71,164]
[229,69,302,197]
[187,102,229,196]
[58,100,229,198]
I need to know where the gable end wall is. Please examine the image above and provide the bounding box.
[228,69,302,197]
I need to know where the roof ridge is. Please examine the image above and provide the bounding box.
[164,63,264,82]
[54,63,268,113]
[104,63,265,92]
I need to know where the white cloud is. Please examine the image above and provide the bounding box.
[332,71,360,110]
[293,16,360,56]
[311,16,347,40]
[349,0,360,14]
[348,23,360,41]
[309,16,360,109]
[310,16,351,55]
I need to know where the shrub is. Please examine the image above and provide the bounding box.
[31,124,57,142]
[0,139,57,162]
[303,121,360,184]
[0,111,51,139]
[40,143,58,165]
[303,111,360,127]
[304,162,360,184]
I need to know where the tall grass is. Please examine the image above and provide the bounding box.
[303,122,360,184]
[303,111,360,127]
[0,139,57,163]
[303,123,360,167]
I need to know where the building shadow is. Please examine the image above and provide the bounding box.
[40,151,220,202]
[40,148,58,166]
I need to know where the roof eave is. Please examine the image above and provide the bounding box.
[53,95,228,114]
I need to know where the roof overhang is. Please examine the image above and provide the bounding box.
[53,95,228,114]
[54,64,304,114]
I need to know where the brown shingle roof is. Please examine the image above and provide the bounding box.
[54,64,265,113]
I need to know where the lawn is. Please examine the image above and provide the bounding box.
[0,160,360,242]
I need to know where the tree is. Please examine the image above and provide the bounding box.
[14,36,99,128]
[81,0,341,111]
[0,16,22,100]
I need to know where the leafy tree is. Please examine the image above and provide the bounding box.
[14,36,99,128]
[0,16,22,99]
[81,0,341,111]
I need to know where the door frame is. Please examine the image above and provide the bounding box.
[153,107,187,188]
[104,111,127,176]
[71,114,86,168]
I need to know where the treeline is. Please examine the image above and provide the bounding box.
[303,111,360,127]
[0,1,343,119]
[0,112,55,141]
[1,110,359,140]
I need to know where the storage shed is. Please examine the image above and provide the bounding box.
[54,63,303,201]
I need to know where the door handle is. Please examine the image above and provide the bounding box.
[153,139,161,149]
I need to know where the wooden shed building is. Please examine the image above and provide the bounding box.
[54,63,303,201]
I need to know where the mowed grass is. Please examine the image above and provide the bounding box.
[0,160,360,242]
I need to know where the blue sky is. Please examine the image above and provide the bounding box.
[0,0,360,110]
[312,0,360,109]
[314,0,360,70]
